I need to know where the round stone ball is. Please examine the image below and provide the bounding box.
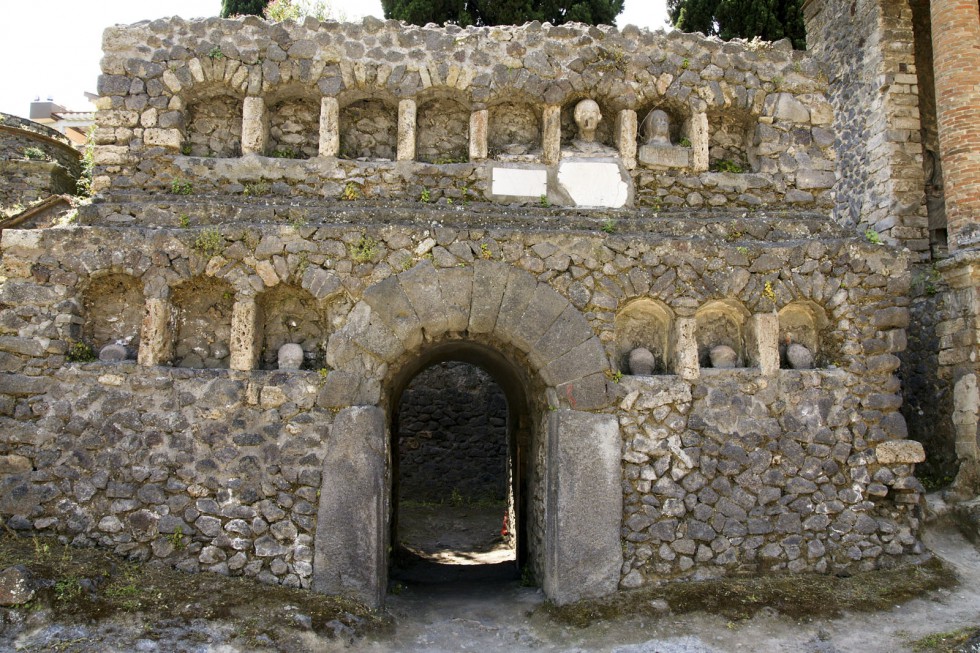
[99,343,128,362]
[709,345,738,369]
[787,343,815,369]
[628,347,656,376]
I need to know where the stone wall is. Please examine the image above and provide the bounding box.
[397,361,508,502]
[804,0,929,256]
[92,17,836,211]
[0,365,328,590]
[0,113,82,215]
[0,206,923,593]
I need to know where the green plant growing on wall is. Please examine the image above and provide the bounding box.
[194,228,225,257]
[243,181,271,197]
[539,194,551,208]
[271,148,296,159]
[679,137,692,147]
[170,178,193,195]
[208,46,224,60]
[22,146,47,161]
[419,187,431,203]
[763,281,777,303]
[169,526,186,550]
[65,340,97,363]
[865,228,883,245]
[340,182,361,201]
[350,234,377,262]
[76,126,96,197]
[601,218,617,234]
[711,159,744,173]
[178,214,190,228]
[181,144,193,156]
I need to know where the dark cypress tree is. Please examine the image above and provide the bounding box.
[380,0,625,27]
[667,0,807,49]
[221,0,271,18]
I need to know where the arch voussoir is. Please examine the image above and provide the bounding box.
[397,260,449,340]
[362,275,422,350]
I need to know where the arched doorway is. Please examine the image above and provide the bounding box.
[312,261,623,608]
[386,341,535,583]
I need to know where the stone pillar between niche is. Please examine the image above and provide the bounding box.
[137,298,173,367]
[397,99,417,162]
[241,96,269,155]
[319,96,340,157]
[542,105,561,166]
[230,297,258,371]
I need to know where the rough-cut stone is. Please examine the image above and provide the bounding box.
[876,440,926,464]
[0,565,34,606]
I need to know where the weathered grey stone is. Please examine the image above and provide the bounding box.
[787,343,814,370]
[0,565,34,606]
[277,343,304,370]
[313,406,387,608]
[99,344,128,362]
[629,348,656,375]
[708,345,738,369]
[544,410,622,605]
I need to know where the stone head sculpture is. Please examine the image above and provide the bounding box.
[641,109,671,146]
[573,99,602,142]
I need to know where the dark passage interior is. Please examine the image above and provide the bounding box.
[390,346,527,586]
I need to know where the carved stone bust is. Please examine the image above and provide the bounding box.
[641,109,671,146]
[573,99,602,142]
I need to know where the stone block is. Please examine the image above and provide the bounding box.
[469,261,509,335]
[530,303,594,369]
[494,268,539,347]
[469,109,488,160]
[544,410,622,605]
[875,440,926,464]
[436,267,473,333]
[242,96,269,155]
[319,96,340,157]
[313,406,387,608]
[542,104,561,165]
[397,99,416,161]
[638,144,691,169]
[363,277,422,350]
[0,374,49,396]
[143,128,182,149]
[0,565,34,606]
[399,260,448,340]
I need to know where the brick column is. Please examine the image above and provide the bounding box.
[931,0,980,250]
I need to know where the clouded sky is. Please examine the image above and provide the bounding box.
[0,0,670,118]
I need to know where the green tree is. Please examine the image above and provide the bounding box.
[667,0,806,49]
[221,0,270,17]
[381,0,625,27]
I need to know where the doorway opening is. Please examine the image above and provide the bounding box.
[388,343,532,586]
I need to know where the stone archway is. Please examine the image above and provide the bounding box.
[312,260,623,608]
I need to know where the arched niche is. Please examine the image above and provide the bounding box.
[488,101,541,159]
[184,93,243,158]
[615,299,674,375]
[339,98,398,160]
[171,277,234,369]
[707,109,757,173]
[267,96,320,159]
[695,299,750,368]
[560,98,615,150]
[416,96,470,163]
[778,301,830,368]
[256,284,327,370]
[636,102,690,148]
[81,273,144,358]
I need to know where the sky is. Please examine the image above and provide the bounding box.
[0,0,670,118]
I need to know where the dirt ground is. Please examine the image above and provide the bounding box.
[2,500,980,653]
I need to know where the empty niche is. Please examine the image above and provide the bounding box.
[268,97,320,159]
[81,273,144,359]
[778,301,830,369]
[695,300,749,369]
[184,94,244,158]
[256,284,327,370]
[339,99,397,160]
[560,98,615,150]
[707,110,756,173]
[171,277,234,369]
[615,299,674,375]
[489,102,541,159]
[417,97,470,163]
